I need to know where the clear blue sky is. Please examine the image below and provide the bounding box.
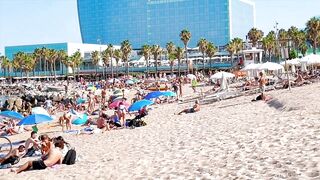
[0,0,319,55]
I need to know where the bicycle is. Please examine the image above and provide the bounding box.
[0,136,12,158]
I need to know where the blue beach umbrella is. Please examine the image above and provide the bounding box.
[144,91,164,100]
[76,98,86,105]
[161,91,177,97]
[125,80,134,85]
[72,114,88,125]
[128,99,154,112]
[0,111,24,120]
[18,114,53,126]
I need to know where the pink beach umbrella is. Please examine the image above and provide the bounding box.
[108,100,130,109]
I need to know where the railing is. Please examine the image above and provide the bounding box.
[0,62,237,77]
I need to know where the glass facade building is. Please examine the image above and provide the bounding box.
[78,0,255,48]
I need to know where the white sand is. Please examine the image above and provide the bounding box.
[1,83,320,179]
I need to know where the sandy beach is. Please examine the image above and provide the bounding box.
[1,82,320,179]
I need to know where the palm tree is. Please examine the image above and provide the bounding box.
[180,29,192,73]
[175,47,184,76]
[232,38,244,62]
[40,47,50,76]
[91,50,100,76]
[288,26,299,51]
[247,28,264,47]
[33,48,42,76]
[278,29,289,59]
[114,49,122,77]
[151,45,162,78]
[166,42,176,75]
[262,34,276,61]
[120,40,132,76]
[226,41,237,64]
[71,50,83,81]
[141,44,151,77]
[13,52,24,77]
[0,56,11,78]
[101,49,109,78]
[299,43,308,57]
[296,31,307,54]
[57,50,67,76]
[22,53,36,81]
[106,44,115,78]
[206,42,217,69]
[47,49,59,80]
[61,55,72,83]
[197,38,208,71]
[306,17,320,54]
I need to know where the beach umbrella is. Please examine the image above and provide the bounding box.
[280,58,301,66]
[108,78,120,83]
[210,71,235,79]
[0,111,24,120]
[108,100,130,109]
[76,98,86,105]
[32,107,50,116]
[300,54,320,65]
[144,91,164,100]
[128,99,154,112]
[72,114,88,125]
[242,63,262,71]
[301,62,307,72]
[159,78,168,82]
[259,62,284,71]
[161,91,177,97]
[131,78,140,83]
[187,74,196,80]
[125,80,134,85]
[18,114,53,126]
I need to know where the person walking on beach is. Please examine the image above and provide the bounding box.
[179,78,183,98]
[258,72,266,100]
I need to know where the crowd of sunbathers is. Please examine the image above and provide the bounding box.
[0,131,76,173]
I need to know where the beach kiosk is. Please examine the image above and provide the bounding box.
[242,48,264,66]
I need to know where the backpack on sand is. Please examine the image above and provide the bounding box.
[62,149,76,165]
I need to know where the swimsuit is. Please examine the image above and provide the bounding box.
[32,160,47,170]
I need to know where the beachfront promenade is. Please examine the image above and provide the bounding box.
[0,62,235,77]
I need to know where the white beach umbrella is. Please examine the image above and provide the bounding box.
[300,54,320,65]
[187,74,196,80]
[32,107,50,117]
[242,63,262,71]
[259,62,284,71]
[210,71,235,79]
[108,78,120,83]
[280,58,301,66]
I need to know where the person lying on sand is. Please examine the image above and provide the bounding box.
[177,100,200,115]
[0,145,25,166]
[11,142,63,174]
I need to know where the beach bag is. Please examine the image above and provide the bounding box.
[62,149,76,165]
